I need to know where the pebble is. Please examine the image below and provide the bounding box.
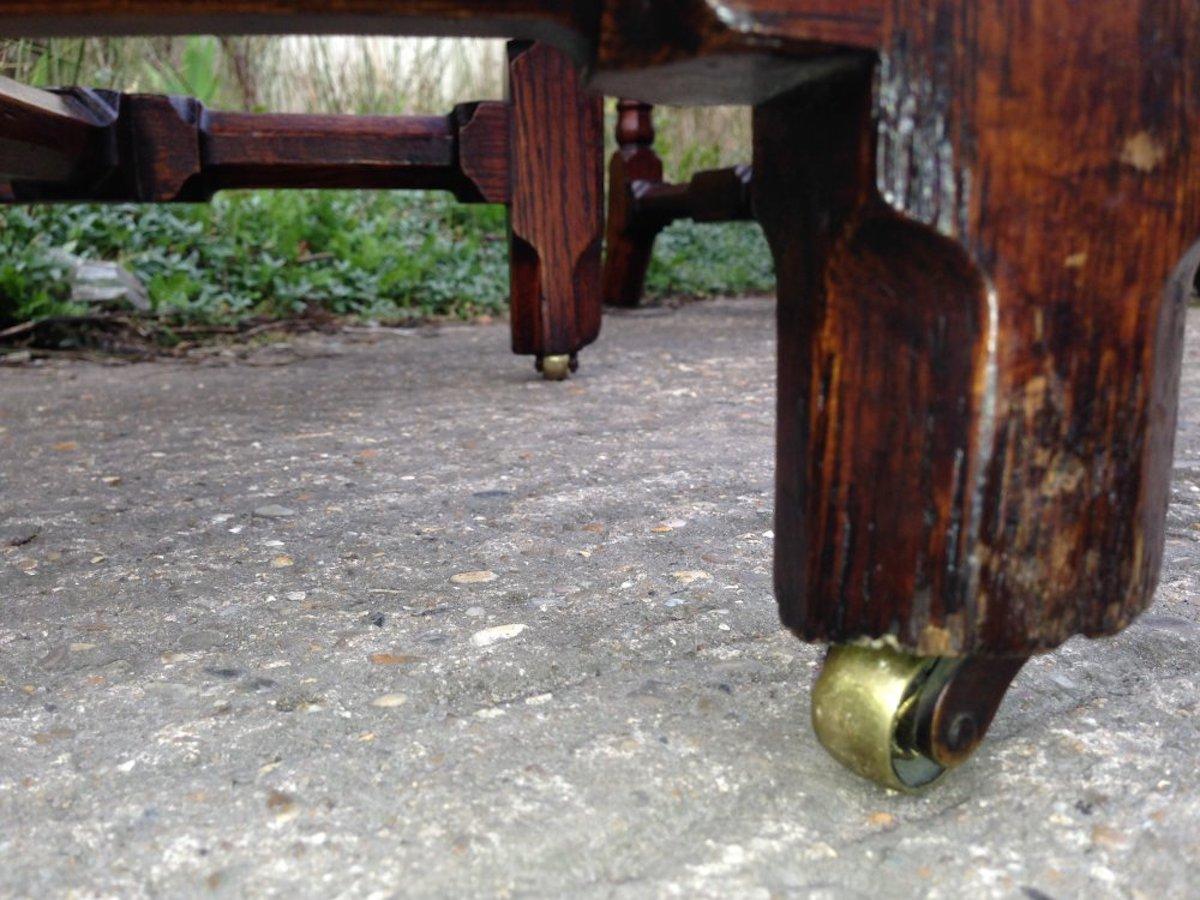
[471,624,526,647]
[451,570,498,585]
[254,504,297,519]
[371,693,408,708]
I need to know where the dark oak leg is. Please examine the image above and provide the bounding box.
[602,99,664,308]
[755,3,1200,788]
[506,40,604,380]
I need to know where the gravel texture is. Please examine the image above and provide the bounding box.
[2,298,1199,898]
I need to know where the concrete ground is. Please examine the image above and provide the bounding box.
[1,297,1199,899]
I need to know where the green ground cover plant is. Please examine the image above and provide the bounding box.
[0,191,774,329]
[0,35,772,336]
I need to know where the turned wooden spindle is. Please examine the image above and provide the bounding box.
[602,99,666,307]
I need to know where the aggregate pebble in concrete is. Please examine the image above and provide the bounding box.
[1,299,1199,898]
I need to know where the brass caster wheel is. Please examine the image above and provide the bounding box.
[811,644,1027,791]
[536,354,577,381]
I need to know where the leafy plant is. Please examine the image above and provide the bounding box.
[0,189,773,333]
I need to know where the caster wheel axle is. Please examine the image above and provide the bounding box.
[536,354,578,381]
[811,644,1027,791]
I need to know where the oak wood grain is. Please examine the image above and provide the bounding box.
[507,41,604,359]
[761,1,1200,655]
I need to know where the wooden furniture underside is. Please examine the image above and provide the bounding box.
[3,0,1197,790]
[603,99,754,307]
[0,41,604,379]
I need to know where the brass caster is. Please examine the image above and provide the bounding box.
[536,354,577,381]
[811,644,1027,791]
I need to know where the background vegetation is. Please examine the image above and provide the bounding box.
[0,36,771,332]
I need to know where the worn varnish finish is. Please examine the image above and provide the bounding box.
[760,2,1200,655]
[2,0,1197,661]
[507,41,604,359]
[603,100,754,307]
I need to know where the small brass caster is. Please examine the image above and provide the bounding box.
[811,644,1027,791]
[536,354,577,381]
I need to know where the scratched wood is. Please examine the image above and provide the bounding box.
[759,1,1200,655]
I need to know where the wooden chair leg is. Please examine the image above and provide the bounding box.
[602,99,665,308]
[754,5,1199,789]
[506,41,604,380]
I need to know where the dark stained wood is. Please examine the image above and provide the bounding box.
[0,1,884,104]
[603,100,664,308]
[636,165,754,225]
[2,0,1197,662]
[0,1,602,63]
[507,41,604,360]
[455,102,511,205]
[759,3,1200,656]
[0,77,115,185]
[604,100,754,307]
[1,87,509,203]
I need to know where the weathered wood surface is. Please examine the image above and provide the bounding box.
[759,2,1200,655]
[3,0,1198,657]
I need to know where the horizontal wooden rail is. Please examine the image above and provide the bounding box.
[630,164,754,226]
[0,80,510,204]
[0,76,115,184]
